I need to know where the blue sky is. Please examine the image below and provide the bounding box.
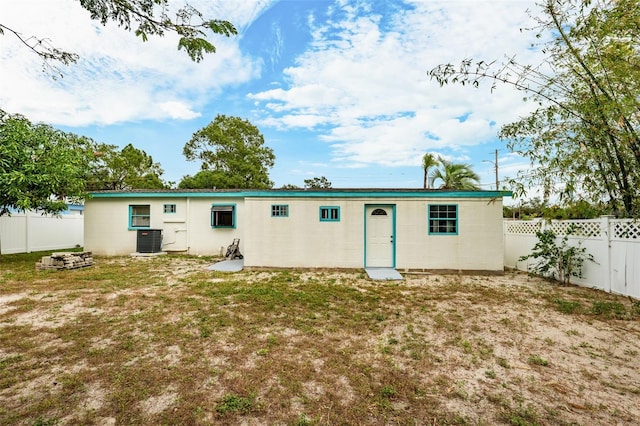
[1,0,545,193]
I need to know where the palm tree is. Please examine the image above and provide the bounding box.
[422,152,437,189]
[431,157,481,190]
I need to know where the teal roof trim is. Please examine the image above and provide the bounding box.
[90,190,512,199]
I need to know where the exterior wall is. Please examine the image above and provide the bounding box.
[84,197,244,256]
[396,198,504,271]
[243,197,504,271]
[190,198,244,256]
[85,192,504,272]
[243,197,366,268]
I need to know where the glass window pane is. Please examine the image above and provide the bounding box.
[132,205,149,215]
[130,205,150,228]
[272,205,288,217]
[320,207,339,221]
[428,205,457,234]
[132,216,150,227]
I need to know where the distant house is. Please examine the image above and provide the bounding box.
[84,189,509,272]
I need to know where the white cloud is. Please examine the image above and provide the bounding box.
[1,0,550,188]
[249,1,544,167]
[158,101,201,120]
[0,0,270,126]
[196,0,278,34]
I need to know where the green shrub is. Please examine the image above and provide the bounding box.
[519,227,594,285]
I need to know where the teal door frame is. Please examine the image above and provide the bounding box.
[363,204,396,268]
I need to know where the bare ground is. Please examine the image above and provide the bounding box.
[0,254,639,425]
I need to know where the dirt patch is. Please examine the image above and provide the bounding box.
[0,293,27,315]
[0,255,639,425]
[140,387,178,416]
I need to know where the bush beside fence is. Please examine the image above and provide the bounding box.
[505,216,640,299]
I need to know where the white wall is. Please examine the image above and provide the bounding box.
[85,194,505,272]
[395,198,504,271]
[243,197,366,268]
[504,217,640,299]
[244,197,504,271]
[0,211,84,254]
[84,197,244,256]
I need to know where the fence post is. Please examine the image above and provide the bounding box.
[601,215,613,293]
[25,211,31,253]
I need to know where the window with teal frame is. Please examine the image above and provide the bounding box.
[271,204,288,217]
[163,204,176,214]
[211,204,236,228]
[129,205,150,228]
[319,206,340,222]
[428,204,458,235]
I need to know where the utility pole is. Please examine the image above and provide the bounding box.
[483,149,499,190]
[493,149,499,190]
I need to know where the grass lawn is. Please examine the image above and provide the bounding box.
[1,252,639,425]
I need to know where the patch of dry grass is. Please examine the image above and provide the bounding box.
[1,252,639,425]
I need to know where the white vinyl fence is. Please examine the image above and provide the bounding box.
[0,211,84,254]
[504,216,640,299]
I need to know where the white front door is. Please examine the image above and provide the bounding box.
[365,205,394,267]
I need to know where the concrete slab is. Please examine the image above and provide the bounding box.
[365,268,403,281]
[207,259,244,272]
[130,252,167,257]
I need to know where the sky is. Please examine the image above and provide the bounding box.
[0,0,548,195]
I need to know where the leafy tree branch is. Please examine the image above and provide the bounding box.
[428,156,480,190]
[0,23,79,78]
[304,176,332,189]
[1,0,237,77]
[428,0,640,216]
[0,109,94,216]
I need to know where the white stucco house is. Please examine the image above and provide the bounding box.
[84,189,509,272]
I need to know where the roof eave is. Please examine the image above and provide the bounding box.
[89,189,513,199]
